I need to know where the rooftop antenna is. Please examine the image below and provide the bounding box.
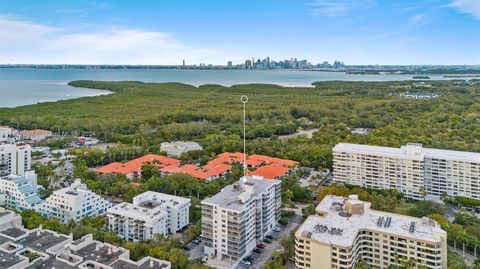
[240,95,248,182]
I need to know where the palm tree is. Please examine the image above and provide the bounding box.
[356,260,371,269]
[459,229,468,257]
[286,189,294,202]
[419,187,427,201]
[440,192,448,203]
[449,224,463,250]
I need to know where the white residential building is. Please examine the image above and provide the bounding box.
[161,141,203,157]
[295,195,447,269]
[333,143,480,200]
[0,171,43,211]
[107,202,169,242]
[0,207,22,230]
[0,126,16,143]
[133,191,190,233]
[201,176,281,268]
[0,210,171,269]
[37,179,112,223]
[0,144,32,177]
[107,191,190,242]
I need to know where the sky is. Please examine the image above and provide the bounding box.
[0,0,479,65]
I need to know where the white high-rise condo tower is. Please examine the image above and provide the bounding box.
[333,143,480,200]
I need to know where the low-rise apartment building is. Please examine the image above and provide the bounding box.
[0,126,17,144]
[160,141,203,157]
[0,144,31,177]
[107,191,190,241]
[37,179,112,223]
[333,143,480,200]
[0,209,171,269]
[0,171,43,211]
[96,152,297,181]
[295,195,447,269]
[19,129,53,142]
[201,175,281,268]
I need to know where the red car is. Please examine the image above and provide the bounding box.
[256,243,265,249]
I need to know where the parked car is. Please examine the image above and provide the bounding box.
[263,238,272,243]
[273,227,281,232]
[266,235,274,240]
[182,246,190,251]
[241,259,252,265]
[256,243,265,249]
[253,248,262,253]
[192,239,200,245]
[244,256,253,262]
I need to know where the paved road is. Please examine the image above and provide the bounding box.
[251,213,302,269]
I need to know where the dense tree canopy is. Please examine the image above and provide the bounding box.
[0,80,478,169]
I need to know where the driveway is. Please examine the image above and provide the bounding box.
[251,213,302,269]
[185,242,203,260]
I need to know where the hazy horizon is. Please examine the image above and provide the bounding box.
[1,0,479,65]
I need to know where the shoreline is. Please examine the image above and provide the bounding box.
[0,70,475,107]
[0,84,113,108]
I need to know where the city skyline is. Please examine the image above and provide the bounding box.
[1,0,479,65]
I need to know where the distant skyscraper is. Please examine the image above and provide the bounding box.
[227,61,233,69]
[182,59,185,67]
[245,59,252,69]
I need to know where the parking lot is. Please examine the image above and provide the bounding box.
[238,213,302,269]
[183,240,204,260]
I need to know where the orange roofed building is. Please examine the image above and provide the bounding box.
[96,152,297,181]
[96,154,180,179]
[20,129,53,142]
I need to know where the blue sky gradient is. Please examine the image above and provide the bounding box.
[0,0,479,64]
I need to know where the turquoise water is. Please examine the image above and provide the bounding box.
[0,68,450,108]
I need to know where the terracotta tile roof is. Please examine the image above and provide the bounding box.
[160,164,199,174]
[20,129,52,136]
[204,164,232,177]
[96,154,180,175]
[248,154,271,162]
[96,152,296,181]
[245,159,264,166]
[250,164,290,180]
[96,162,124,174]
[187,170,210,180]
[248,154,298,167]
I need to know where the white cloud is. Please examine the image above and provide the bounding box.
[409,13,428,26]
[449,0,480,20]
[308,1,349,17]
[0,15,221,65]
[307,0,375,17]
[0,15,60,41]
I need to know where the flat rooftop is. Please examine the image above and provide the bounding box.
[0,211,11,217]
[108,202,167,222]
[72,242,126,265]
[0,249,26,269]
[110,259,170,269]
[15,230,70,252]
[333,143,480,162]
[1,227,27,239]
[297,195,446,247]
[25,256,76,269]
[0,235,11,245]
[202,176,280,212]
[134,191,191,208]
